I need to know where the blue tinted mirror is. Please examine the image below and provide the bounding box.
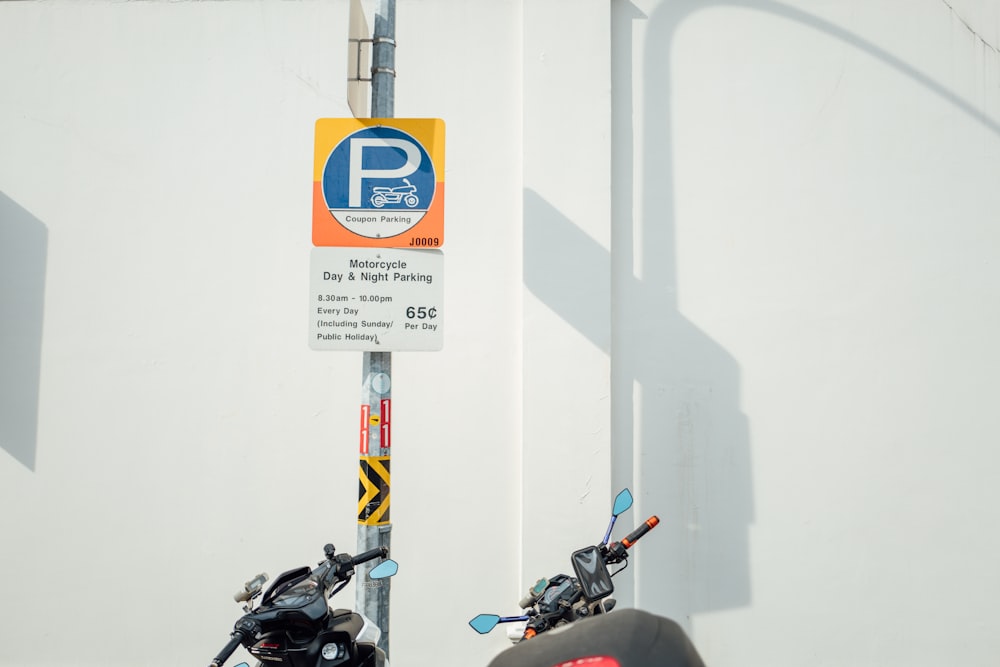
[233,663,249,667]
[369,559,398,579]
[469,614,500,634]
[612,489,633,516]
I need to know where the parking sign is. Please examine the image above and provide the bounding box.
[313,118,445,248]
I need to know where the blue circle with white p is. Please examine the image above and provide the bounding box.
[322,126,435,212]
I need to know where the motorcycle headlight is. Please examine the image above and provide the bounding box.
[321,643,346,660]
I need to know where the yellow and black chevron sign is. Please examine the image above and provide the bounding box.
[358,456,390,525]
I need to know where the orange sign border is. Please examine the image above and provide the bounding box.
[313,118,445,248]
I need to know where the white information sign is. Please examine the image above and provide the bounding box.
[309,247,443,351]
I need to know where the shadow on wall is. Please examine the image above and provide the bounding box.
[627,0,1000,625]
[523,188,754,626]
[523,189,612,350]
[527,0,1000,631]
[0,192,48,471]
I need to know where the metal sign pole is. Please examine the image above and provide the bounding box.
[370,0,396,119]
[356,0,396,659]
[357,351,391,655]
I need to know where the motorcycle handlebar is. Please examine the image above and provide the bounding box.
[352,546,388,566]
[621,516,660,548]
[208,633,244,667]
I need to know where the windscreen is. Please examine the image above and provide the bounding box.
[269,578,321,608]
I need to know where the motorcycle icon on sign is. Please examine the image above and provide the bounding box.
[370,178,420,208]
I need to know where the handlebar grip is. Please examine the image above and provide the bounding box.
[621,516,660,548]
[208,633,244,667]
[352,546,388,566]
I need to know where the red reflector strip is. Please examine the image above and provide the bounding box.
[553,657,621,667]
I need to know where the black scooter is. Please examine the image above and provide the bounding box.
[469,489,659,642]
[208,543,398,667]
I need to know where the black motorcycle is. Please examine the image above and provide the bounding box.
[469,488,659,642]
[208,543,398,667]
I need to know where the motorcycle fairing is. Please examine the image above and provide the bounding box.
[249,622,364,667]
[248,574,335,639]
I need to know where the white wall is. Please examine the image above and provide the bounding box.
[2,1,1000,667]
[0,1,523,666]
[621,0,1000,665]
[521,0,614,595]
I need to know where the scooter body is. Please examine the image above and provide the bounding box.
[208,544,397,667]
[241,581,383,667]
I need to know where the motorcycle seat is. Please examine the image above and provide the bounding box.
[486,609,705,667]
